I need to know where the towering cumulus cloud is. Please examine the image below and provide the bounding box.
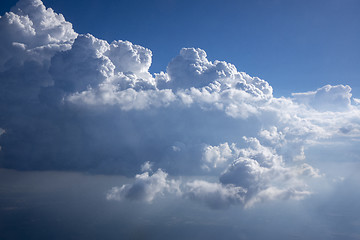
[1,0,360,209]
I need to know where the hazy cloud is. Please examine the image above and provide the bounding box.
[292,84,352,112]
[107,166,180,202]
[184,180,246,209]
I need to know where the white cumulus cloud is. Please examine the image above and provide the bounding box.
[1,0,360,210]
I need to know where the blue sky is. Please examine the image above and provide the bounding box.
[1,0,360,239]
[2,0,359,97]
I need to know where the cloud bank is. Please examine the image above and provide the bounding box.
[1,0,360,209]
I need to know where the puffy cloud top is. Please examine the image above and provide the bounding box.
[50,34,114,92]
[166,47,273,100]
[0,0,77,70]
[107,40,152,77]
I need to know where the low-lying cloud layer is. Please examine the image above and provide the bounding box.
[1,0,359,209]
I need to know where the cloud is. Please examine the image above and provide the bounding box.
[109,133,320,209]
[107,40,153,79]
[49,33,156,94]
[186,138,320,209]
[140,161,153,172]
[184,180,246,209]
[0,0,76,71]
[107,166,180,202]
[166,48,272,97]
[202,142,237,170]
[292,84,352,112]
[218,138,317,206]
[353,98,360,105]
[1,0,360,209]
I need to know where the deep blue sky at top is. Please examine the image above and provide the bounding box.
[1,0,360,97]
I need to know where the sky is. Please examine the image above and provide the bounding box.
[0,0,360,239]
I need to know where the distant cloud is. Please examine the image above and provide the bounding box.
[184,180,246,209]
[202,142,236,170]
[140,161,153,172]
[292,84,352,112]
[197,138,318,208]
[107,166,180,202]
[1,0,360,209]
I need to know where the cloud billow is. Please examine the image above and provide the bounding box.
[1,0,360,208]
